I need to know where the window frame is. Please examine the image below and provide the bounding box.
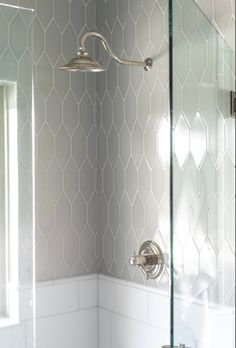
[0,82,19,327]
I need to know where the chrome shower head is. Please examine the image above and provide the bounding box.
[60,49,106,72]
[60,31,153,73]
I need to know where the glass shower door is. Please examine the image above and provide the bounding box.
[170,0,235,347]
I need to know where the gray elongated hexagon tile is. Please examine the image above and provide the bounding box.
[45,20,61,65]
[63,91,78,135]
[79,93,94,136]
[46,90,62,135]
[126,158,138,204]
[10,13,27,59]
[114,159,125,202]
[55,125,70,169]
[108,193,119,236]
[0,11,8,53]
[131,121,143,168]
[38,124,54,169]
[37,0,53,28]
[32,0,99,281]
[102,160,113,202]
[56,193,71,236]
[72,192,87,234]
[125,87,137,132]
[72,126,87,170]
[70,0,86,35]
[64,227,80,271]
[36,53,53,98]
[64,159,79,203]
[175,34,190,85]
[47,159,63,204]
[132,194,145,238]
[119,123,131,168]
[80,225,96,270]
[38,193,55,239]
[108,126,119,168]
[102,92,113,134]
[47,228,63,275]
[138,158,151,204]
[112,20,123,59]
[0,48,17,81]
[62,24,77,62]
[113,88,125,134]
[29,0,235,297]
[80,159,95,201]
[54,0,69,32]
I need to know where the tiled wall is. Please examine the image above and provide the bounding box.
[98,275,170,348]
[0,275,98,348]
[195,0,235,51]
[0,4,34,283]
[0,0,35,9]
[0,0,98,283]
[1,0,234,290]
[173,0,235,307]
[96,0,235,305]
[96,0,170,288]
[1,274,234,348]
[98,275,235,348]
[34,0,99,281]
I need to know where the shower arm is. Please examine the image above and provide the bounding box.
[79,31,152,71]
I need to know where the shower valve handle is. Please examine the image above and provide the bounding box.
[128,241,165,280]
[129,254,150,279]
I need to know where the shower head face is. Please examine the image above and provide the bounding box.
[60,50,105,72]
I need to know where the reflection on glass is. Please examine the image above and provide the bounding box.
[171,0,235,347]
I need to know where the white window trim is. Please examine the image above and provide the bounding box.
[0,82,19,327]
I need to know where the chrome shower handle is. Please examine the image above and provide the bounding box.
[129,241,165,280]
[129,254,149,278]
[129,253,161,279]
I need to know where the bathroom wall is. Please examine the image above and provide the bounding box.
[98,275,235,348]
[33,0,99,281]
[195,0,235,51]
[96,0,170,288]
[0,1,34,285]
[96,0,235,300]
[0,275,97,348]
[0,0,234,347]
[0,0,35,9]
[2,0,232,288]
[0,0,100,283]
[0,0,234,288]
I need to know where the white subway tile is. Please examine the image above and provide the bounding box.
[98,309,110,348]
[34,309,97,348]
[98,278,148,322]
[78,278,98,309]
[36,281,78,318]
[0,323,26,348]
[148,291,170,329]
[19,288,34,322]
[110,312,169,348]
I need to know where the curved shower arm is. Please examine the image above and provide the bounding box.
[79,31,152,71]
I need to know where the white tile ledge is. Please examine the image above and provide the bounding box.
[98,274,169,298]
[36,273,98,288]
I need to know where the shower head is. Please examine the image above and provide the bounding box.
[60,49,106,72]
[60,31,153,73]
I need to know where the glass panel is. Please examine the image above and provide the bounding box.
[0,4,34,347]
[171,0,235,347]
